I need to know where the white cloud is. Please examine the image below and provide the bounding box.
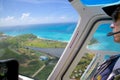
[0,12,74,27]
[21,13,30,20]
[4,16,15,21]
[0,16,18,27]
[0,13,32,27]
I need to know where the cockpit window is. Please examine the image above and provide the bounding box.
[88,23,120,52]
[70,22,120,80]
[81,0,120,5]
[0,0,78,80]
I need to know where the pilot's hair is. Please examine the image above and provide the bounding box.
[112,7,120,22]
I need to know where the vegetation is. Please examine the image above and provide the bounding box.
[35,64,56,80]
[0,32,4,36]
[70,53,95,80]
[88,38,98,45]
[70,38,98,79]
[24,39,67,48]
[0,33,66,79]
[0,32,97,80]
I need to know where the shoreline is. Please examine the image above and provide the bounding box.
[3,32,69,43]
[37,36,69,43]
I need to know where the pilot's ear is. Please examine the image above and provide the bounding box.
[102,4,120,17]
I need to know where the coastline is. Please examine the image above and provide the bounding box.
[0,22,76,43]
[3,32,69,43]
[37,36,69,43]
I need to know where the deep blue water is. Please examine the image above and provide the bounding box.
[0,23,77,42]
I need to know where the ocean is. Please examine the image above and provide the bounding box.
[87,24,120,52]
[0,23,120,52]
[0,23,77,42]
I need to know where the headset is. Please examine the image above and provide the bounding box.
[107,31,120,36]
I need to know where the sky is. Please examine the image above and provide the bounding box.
[0,0,79,27]
[0,0,119,27]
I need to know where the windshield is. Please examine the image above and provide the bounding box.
[88,23,120,52]
[0,0,78,80]
[70,22,120,80]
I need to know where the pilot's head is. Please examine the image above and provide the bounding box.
[111,7,120,43]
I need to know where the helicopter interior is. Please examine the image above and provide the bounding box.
[0,0,120,80]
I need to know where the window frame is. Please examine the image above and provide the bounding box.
[48,0,114,80]
[62,19,112,80]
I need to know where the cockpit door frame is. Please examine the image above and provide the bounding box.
[48,0,112,80]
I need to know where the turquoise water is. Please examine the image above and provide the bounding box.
[0,23,120,52]
[88,24,120,52]
[0,23,77,42]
